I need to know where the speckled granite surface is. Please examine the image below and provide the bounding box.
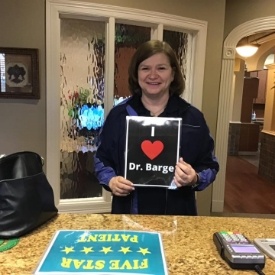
[1,214,275,274]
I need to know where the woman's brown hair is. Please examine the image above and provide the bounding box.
[128,40,185,96]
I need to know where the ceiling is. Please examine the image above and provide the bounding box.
[238,30,275,46]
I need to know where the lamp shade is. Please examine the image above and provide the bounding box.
[236,44,259,58]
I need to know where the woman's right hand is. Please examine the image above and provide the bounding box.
[109,176,135,196]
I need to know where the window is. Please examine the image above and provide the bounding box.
[46,0,207,212]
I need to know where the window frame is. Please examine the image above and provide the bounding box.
[46,0,207,213]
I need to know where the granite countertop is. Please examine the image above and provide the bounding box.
[1,214,275,275]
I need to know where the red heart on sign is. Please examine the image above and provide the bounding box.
[141,140,164,160]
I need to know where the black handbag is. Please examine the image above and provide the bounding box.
[0,151,58,238]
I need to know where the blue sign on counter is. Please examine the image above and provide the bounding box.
[34,230,168,275]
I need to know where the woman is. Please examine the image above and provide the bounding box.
[94,40,219,215]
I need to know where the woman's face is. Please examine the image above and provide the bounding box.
[137,53,174,97]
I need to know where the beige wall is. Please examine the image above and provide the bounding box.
[0,0,46,157]
[224,0,275,38]
[0,0,226,215]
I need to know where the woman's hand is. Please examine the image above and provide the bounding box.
[174,158,197,188]
[109,176,135,196]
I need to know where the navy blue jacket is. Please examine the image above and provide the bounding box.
[94,95,219,215]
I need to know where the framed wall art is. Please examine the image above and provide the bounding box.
[0,47,39,99]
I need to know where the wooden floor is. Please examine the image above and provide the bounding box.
[224,156,275,214]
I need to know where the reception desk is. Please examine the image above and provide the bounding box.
[1,214,275,274]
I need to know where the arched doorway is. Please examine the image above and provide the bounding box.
[212,16,275,213]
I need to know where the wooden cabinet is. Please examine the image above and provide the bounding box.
[248,69,267,104]
[241,77,259,122]
[238,123,260,152]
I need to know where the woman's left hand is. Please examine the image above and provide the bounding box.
[174,157,197,187]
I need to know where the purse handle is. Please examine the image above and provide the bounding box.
[0,153,44,165]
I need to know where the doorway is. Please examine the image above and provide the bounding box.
[225,52,275,214]
[212,16,275,213]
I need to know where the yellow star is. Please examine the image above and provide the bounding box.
[137,247,151,255]
[81,247,94,254]
[100,246,113,254]
[119,246,132,254]
[61,246,75,254]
